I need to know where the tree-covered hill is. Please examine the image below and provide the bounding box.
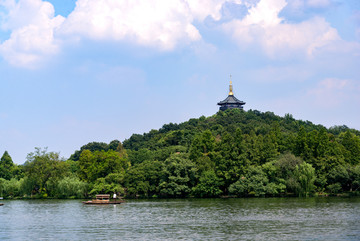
[1,109,359,199]
[120,109,360,197]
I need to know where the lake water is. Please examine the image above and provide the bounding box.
[0,197,359,240]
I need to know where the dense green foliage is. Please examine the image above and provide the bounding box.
[1,109,359,199]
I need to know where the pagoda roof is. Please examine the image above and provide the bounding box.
[217,94,245,105]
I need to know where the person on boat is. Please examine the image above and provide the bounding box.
[113,193,117,200]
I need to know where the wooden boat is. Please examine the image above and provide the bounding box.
[83,194,124,205]
[0,203,3,206]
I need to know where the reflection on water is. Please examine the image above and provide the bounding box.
[0,197,359,240]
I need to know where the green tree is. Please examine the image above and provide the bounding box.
[214,130,248,191]
[195,155,215,174]
[262,160,287,193]
[0,178,5,196]
[125,165,149,197]
[159,154,197,197]
[89,173,125,195]
[19,176,37,197]
[108,140,121,151]
[294,126,312,159]
[340,131,360,165]
[327,183,342,194]
[229,166,285,197]
[2,178,22,198]
[275,152,303,193]
[79,149,130,183]
[127,148,154,165]
[0,151,15,180]
[229,166,267,196]
[349,165,360,192]
[327,165,350,191]
[56,175,88,198]
[294,162,316,197]
[192,170,223,197]
[189,130,215,161]
[244,131,261,164]
[259,131,279,164]
[124,160,165,197]
[69,141,110,161]
[23,148,67,197]
[315,128,330,158]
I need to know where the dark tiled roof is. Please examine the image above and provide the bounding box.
[217,95,245,105]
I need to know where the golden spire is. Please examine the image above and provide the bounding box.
[229,74,233,95]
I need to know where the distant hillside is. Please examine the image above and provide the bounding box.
[123,108,359,154]
[2,109,359,199]
[116,109,359,198]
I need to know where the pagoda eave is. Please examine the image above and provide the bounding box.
[218,78,246,111]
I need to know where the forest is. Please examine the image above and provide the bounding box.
[1,109,360,199]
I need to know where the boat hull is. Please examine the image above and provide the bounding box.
[83,201,125,205]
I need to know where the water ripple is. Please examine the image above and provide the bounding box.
[0,197,359,240]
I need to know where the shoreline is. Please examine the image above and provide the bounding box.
[1,191,359,200]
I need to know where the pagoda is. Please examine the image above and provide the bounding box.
[217,78,246,111]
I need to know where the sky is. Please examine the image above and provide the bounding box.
[0,0,359,164]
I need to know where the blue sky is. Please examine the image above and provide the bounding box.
[0,0,359,164]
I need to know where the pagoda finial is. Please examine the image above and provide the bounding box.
[229,74,233,95]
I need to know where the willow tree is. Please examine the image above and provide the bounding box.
[294,162,316,197]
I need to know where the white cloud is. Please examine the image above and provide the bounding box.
[60,0,247,50]
[222,0,355,58]
[0,0,236,67]
[187,0,234,21]
[242,0,286,26]
[0,0,64,68]
[60,0,203,50]
[0,0,357,67]
[60,0,247,49]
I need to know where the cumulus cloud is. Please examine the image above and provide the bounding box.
[188,0,242,21]
[60,0,203,50]
[0,0,237,66]
[0,0,65,68]
[60,0,249,50]
[0,0,358,67]
[222,0,352,58]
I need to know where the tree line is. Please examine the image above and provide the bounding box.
[1,109,359,199]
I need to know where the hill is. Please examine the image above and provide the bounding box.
[119,109,360,197]
[1,109,359,199]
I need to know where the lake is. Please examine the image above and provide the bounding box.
[0,197,359,240]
